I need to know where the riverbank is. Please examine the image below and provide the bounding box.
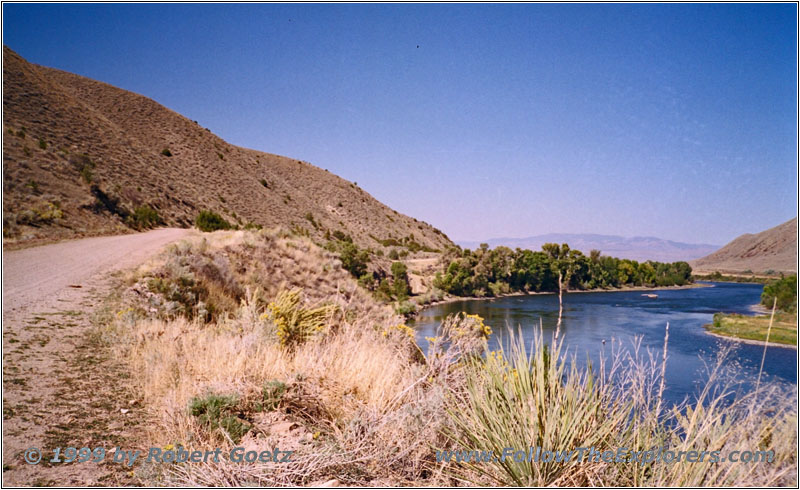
[703,311,797,349]
[693,273,777,284]
[418,282,710,312]
[704,329,797,349]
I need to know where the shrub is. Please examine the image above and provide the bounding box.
[444,330,631,485]
[16,202,63,227]
[391,261,411,300]
[259,380,287,411]
[38,138,47,150]
[358,272,376,290]
[189,393,250,443]
[259,178,269,188]
[325,239,369,278]
[304,212,318,228]
[161,148,172,157]
[127,205,162,230]
[80,164,93,183]
[263,288,337,350]
[331,230,351,242]
[146,275,213,320]
[394,300,417,317]
[762,275,797,312]
[195,210,232,232]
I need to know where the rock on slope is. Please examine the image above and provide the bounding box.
[690,218,797,274]
[2,46,452,252]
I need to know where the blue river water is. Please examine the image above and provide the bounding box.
[412,282,796,404]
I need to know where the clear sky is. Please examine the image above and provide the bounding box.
[3,3,797,244]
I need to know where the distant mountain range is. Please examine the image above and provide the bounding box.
[691,218,797,274]
[457,233,721,262]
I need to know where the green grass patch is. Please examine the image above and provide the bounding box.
[705,312,797,346]
[189,393,250,443]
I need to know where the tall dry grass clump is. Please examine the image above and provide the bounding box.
[441,328,797,487]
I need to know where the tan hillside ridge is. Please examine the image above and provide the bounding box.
[2,46,453,255]
[691,217,797,275]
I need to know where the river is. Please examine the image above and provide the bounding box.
[412,282,796,404]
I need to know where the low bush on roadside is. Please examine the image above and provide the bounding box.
[195,210,232,232]
[127,205,162,230]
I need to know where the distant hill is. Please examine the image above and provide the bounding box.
[691,218,797,274]
[457,233,721,262]
[2,46,453,252]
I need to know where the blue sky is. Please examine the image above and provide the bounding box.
[3,3,797,244]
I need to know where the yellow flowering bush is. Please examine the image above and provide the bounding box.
[426,312,494,372]
[382,323,416,340]
[261,288,337,350]
[450,313,492,340]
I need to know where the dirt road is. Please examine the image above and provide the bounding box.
[2,228,193,486]
[3,228,193,316]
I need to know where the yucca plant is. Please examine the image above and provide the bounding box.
[442,326,797,487]
[444,328,633,486]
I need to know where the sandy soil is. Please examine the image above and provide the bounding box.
[2,228,192,486]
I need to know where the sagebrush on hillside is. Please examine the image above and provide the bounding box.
[2,46,452,252]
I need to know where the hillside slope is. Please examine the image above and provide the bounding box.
[690,218,797,274]
[2,46,452,252]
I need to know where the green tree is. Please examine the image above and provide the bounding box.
[542,243,583,332]
[762,275,797,312]
[639,262,657,286]
[391,261,411,300]
[336,241,369,278]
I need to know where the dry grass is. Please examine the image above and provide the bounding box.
[443,329,797,487]
[104,229,797,487]
[108,229,458,485]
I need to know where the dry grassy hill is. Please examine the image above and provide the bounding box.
[691,217,797,274]
[2,46,453,253]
